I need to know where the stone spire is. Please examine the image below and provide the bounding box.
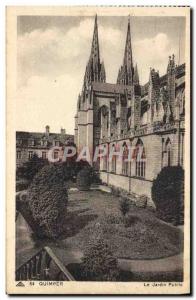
[83,15,105,87]
[133,63,139,85]
[117,17,134,86]
[100,61,106,82]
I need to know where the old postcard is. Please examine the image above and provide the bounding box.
[6,6,190,294]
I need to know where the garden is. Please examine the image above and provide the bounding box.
[16,157,184,281]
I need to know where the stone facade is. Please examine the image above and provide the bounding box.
[16,126,74,167]
[75,16,185,199]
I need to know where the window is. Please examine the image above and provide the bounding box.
[16,139,22,146]
[17,151,21,159]
[55,141,60,147]
[102,146,107,171]
[28,139,34,146]
[53,151,59,159]
[28,151,33,159]
[135,139,146,178]
[122,143,128,176]
[164,138,172,167]
[42,151,47,159]
[111,144,116,173]
[41,139,47,146]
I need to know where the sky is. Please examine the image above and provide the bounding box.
[16,15,185,134]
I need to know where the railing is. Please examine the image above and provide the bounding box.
[16,246,75,281]
[99,120,185,144]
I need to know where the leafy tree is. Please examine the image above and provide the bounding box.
[152,166,184,225]
[82,238,119,281]
[16,153,48,181]
[28,163,69,238]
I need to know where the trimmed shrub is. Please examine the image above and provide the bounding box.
[81,238,119,281]
[28,164,69,238]
[119,197,130,217]
[152,166,184,225]
[76,167,92,191]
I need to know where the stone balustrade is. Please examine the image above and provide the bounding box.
[16,246,75,281]
[99,119,185,144]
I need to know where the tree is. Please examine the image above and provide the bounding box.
[16,153,48,181]
[152,166,184,225]
[28,163,69,239]
[82,238,119,281]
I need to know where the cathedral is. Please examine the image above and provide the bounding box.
[75,16,185,198]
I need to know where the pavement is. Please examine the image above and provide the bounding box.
[118,253,183,273]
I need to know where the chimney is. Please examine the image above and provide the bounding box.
[45,125,50,136]
[61,128,66,135]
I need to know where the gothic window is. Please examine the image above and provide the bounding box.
[101,106,109,138]
[135,139,146,178]
[111,144,116,173]
[164,138,172,167]
[122,142,128,176]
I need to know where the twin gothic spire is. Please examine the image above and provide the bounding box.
[83,15,138,88]
[84,15,106,87]
[117,17,139,86]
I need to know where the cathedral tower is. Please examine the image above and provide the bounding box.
[117,17,134,86]
[84,15,106,89]
[75,15,105,162]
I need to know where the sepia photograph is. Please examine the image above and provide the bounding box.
[6,6,190,294]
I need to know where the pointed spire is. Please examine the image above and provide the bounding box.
[133,63,139,85]
[83,15,105,87]
[117,16,134,86]
[90,14,100,67]
[123,16,133,71]
[100,61,106,82]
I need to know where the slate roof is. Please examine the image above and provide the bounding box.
[92,82,132,94]
[16,130,74,148]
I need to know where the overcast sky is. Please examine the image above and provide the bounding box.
[17,16,185,134]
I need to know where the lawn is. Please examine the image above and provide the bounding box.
[61,189,183,260]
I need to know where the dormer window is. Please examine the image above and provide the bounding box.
[16,139,22,146]
[29,139,34,146]
[41,139,47,147]
[54,141,60,147]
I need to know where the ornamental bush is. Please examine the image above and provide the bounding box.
[28,163,69,239]
[152,166,184,225]
[81,238,119,281]
[76,166,92,191]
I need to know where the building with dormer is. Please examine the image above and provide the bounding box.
[16,126,74,167]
